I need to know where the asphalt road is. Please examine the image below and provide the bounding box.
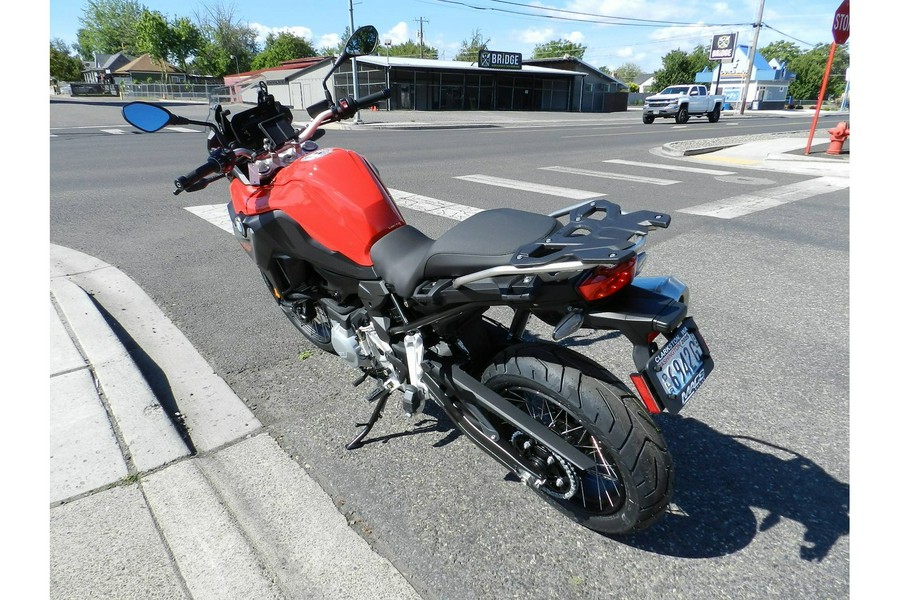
[50,98,849,599]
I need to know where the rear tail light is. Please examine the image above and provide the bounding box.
[577,257,636,301]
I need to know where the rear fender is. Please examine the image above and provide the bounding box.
[582,276,689,370]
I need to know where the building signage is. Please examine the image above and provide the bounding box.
[708,33,738,62]
[478,50,522,70]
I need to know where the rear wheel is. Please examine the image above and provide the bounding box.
[480,343,673,534]
[707,105,721,123]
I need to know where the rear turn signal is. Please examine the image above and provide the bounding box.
[577,257,636,301]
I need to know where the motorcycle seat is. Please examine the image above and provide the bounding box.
[370,208,560,297]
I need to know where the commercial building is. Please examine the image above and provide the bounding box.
[228,53,628,113]
[695,44,795,110]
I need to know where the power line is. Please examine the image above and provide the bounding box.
[433,0,752,28]
[761,23,816,47]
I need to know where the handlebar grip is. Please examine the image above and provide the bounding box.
[355,88,392,109]
[174,156,223,195]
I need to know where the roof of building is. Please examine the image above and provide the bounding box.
[522,56,624,86]
[114,54,181,74]
[357,55,585,76]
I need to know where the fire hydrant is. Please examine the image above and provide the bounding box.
[827,121,849,155]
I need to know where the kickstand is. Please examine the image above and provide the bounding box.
[346,386,392,450]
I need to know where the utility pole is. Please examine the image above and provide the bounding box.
[415,17,429,58]
[348,0,361,123]
[739,0,766,115]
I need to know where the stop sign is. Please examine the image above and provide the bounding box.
[833,0,850,44]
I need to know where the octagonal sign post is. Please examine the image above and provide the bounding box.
[833,0,850,44]
[806,0,850,154]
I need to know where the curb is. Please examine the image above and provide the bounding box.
[49,245,424,600]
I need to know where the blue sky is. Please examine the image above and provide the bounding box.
[49,0,851,72]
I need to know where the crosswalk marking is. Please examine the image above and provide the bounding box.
[603,159,735,176]
[454,175,603,200]
[184,204,233,233]
[540,165,679,186]
[101,128,129,135]
[678,176,850,219]
[163,127,202,133]
[388,189,482,221]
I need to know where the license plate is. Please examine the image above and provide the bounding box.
[643,318,713,414]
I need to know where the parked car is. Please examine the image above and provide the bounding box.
[642,85,724,124]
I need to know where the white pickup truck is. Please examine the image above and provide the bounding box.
[642,84,724,124]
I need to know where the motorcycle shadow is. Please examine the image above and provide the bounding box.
[622,415,849,562]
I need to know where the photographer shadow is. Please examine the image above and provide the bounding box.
[623,415,848,562]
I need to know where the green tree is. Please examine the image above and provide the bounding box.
[650,45,714,92]
[614,62,642,83]
[76,0,146,58]
[531,39,586,59]
[169,17,203,73]
[380,39,437,59]
[135,10,173,81]
[192,1,259,77]
[50,39,84,81]
[251,32,317,70]
[788,43,850,100]
[454,29,490,62]
[760,40,803,66]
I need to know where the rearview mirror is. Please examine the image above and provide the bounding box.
[122,102,175,132]
[343,25,379,58]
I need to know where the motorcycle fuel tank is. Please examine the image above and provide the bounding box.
[230,148,405,266]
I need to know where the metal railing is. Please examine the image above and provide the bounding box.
[119,82,224,102]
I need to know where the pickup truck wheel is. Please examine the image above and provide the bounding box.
[707,106,721,123]
[675,106,689,124]
[642,114,655,124]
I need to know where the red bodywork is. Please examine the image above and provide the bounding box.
[229,148,405,266]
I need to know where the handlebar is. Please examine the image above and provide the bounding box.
[173,150,232,195]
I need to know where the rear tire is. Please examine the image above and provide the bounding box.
[675,105,689,124]
[480,343,673,534]
[707,105,721,123]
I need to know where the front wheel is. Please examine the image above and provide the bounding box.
[280,299,335,354]
[675,105,689,124]
[642,114,655,124]
[480,344,673,534]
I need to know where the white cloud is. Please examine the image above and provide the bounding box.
[250,23,314,47]
[518,27,556,44]
[385,22,410,44]
[564,31,586,43]
[317,33,342,51]
[615,46,634,58]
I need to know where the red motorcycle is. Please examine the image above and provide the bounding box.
[122,25,714,535]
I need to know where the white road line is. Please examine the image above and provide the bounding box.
[388,189,482,221]
[540,165,679,186]
[454,175,604,200]
[603,159,735,176]
[184,189,485,233]
[163,127,202,133]
[184,204,233,233]
[678,176,849,219]
[101,128,129,135]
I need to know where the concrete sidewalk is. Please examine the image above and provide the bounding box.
[49,245,422,600]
